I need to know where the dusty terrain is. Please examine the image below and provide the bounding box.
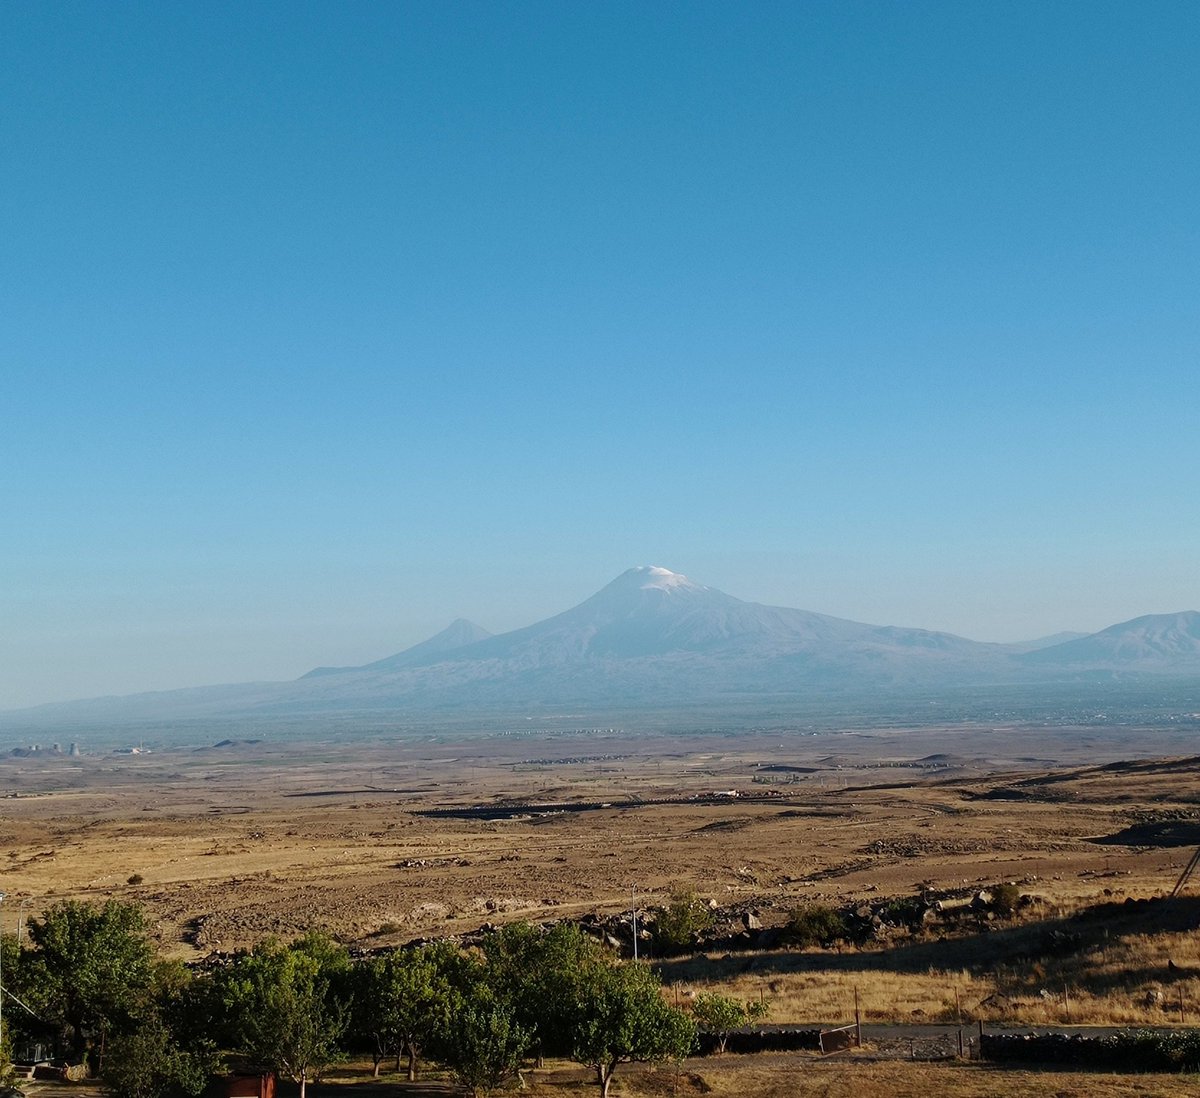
[5,723,1200,1090]
[1,725,1196,959]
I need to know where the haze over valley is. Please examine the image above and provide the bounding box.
[5,567,1197,746]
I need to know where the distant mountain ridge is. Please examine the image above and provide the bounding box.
[1007,631,1090,653]
[307,566,1004,677]
[1020,611,1200,669]
[2,566,1198,730]
[303,618,493,677]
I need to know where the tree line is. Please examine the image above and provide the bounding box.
[0,899,765,1098]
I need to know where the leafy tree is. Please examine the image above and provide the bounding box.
[443,982,532,1098]
[0,1014,14,1089]
[23,899,154,1064]
[0,932,20,1080]
[100,960,222,1098]
[690,992,768,1053]
[354,944,453,1079]
[101,1008,217,1098]
[570,962,696,1097]
[653,889,713,956]
[219,933,349,1098]
[480,921,607,1061]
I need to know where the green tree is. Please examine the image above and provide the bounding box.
[690,992,768,1053]
[0,1012,14,1089]
[570,962,696,1098]
[443,983,532,1098]
[0,932,21,1081]
[100,959,222,1098]
[354,944,452,1079]
[219,933,349,1098]
[23,899,154,1064]
[481,921,607,1062]
[653,890,713,956]
[101,1008,217,1098]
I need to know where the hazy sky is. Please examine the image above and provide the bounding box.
[3,1,1198,709]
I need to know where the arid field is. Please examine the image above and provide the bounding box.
[3,723,1200,1094]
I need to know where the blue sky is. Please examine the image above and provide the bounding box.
[2,1,1198,708]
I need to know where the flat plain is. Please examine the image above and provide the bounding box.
[3,721,1200,1092]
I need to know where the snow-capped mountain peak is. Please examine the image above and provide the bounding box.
[631,565,699,591]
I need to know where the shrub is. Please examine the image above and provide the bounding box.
[653,890,713,956]
[783,904,846,948]
[990,883,1021,917]
[692,992,769,1053]
[369,921,404,937]
[127,874,144,886]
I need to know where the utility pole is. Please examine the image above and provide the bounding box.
[16,899,29,948]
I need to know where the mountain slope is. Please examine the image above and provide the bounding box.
[311,566,998,673]
[1021,611,1200,669]
[4,569,1199,732]
[1006,631,1090,653]
[287,567,1014,707]
[303,618,493,677]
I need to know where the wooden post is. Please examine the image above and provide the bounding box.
[1064,985,1070,1021]
[957,1028,964,1059]
[855,986,862,1047]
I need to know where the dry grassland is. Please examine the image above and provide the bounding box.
[671,898,1200,1026]
[2,725,1200,1045]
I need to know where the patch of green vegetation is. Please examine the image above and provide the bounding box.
[782,904,847,948]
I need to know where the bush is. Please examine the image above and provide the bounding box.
[691,992,769,1053]
[369,921,404,937]
[653,890,713,956]
[990,883,1021,917]
[782,904,846,948]
[127,874,144,886]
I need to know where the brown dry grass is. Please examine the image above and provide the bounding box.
[347,1056,1200,1098]
[666,894,1200,1027]
[10,733,1200,1098]
[293,1056,1200,1097]
[645,1057,1200,1098]
[3,729,1200,1023]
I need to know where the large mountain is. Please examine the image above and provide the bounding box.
[304,566,1005,680]
[2,567,1198,732]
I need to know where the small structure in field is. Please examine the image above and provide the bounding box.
[221,1072,276,1098]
